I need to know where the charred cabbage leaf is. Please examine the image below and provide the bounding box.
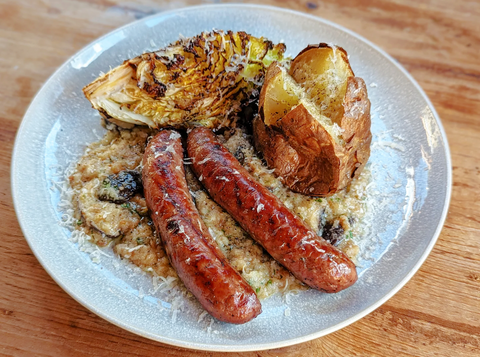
[83,30,287,129]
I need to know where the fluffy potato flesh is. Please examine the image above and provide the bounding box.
[259,64,300,126]
[289,45,353,124]
[83,30,286,129]
[255,44,371,196]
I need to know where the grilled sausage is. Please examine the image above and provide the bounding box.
[142,130,261,324]
[187,128,357,293]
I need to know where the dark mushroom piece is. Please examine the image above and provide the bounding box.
[97,170,143,203]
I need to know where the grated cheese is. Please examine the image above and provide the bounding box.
[58,121,374,324]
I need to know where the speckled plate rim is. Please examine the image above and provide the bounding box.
[11,3,452,352]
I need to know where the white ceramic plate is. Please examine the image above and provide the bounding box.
[12,4,451,352]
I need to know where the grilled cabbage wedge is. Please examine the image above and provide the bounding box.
[254,44,371,197]
[84,30,286,129]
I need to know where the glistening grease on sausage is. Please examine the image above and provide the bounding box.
[187,128,357,293]
[142,130,261,324]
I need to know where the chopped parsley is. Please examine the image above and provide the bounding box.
[121,202,137,215]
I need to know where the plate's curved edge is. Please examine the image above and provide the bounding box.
[11,3,453,352]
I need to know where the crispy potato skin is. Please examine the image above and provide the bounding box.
[341,77,372,183]
[255,44,372,197]
[142,130,261,324]
[254,105,340,195]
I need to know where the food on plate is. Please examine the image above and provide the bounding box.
[142,130,261,324]
[97,170,143,203]
[188,128,357,292]
[68,125,369,320]
[83,30,286,129]
[66,31,373,323]
[254,44,372,197]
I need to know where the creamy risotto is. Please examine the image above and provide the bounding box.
[68,125,370,300]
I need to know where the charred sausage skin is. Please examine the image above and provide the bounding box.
[142,130,261,324]
[187,128,357,293]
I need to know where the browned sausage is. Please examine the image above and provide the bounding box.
[142,130,261,324]
[187,128,357,293]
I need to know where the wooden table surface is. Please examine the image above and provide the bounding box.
[1,0,479,355]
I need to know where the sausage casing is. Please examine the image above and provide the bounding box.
[142,130,261,324]
[187,128,357,293]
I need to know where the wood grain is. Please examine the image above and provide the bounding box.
[1,0,479,356]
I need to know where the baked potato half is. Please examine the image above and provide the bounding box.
[254,44,371,197]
